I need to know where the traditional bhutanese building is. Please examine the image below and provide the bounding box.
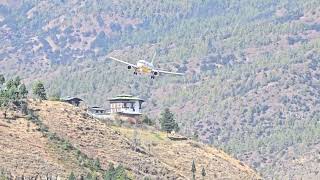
[88,106,106,115]
[108,94,144,116]
[61,96,83,107]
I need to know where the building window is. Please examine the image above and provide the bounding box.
[124,102,129,108]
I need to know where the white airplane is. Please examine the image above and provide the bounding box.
[108,53,184,79]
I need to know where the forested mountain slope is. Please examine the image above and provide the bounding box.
[1,0,320,178]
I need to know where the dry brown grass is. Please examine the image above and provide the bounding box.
[0,117,85,178]
[0,100,261,179]
[113,126,261,180]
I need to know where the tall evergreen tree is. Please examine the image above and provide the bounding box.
[5,79,15,89]
[0,76,28,117]
[0,74,5,86]
[13,76,21,88]
[191,160,196,180]
[94,158,101,170]
[201,167,206,180]
[19,84,28,98]
[142,115,154,126]
[86,172,93,180]
[32,81,47,100]
[104,164,127,180]
[159,108,179,133]
[68,172,76,180]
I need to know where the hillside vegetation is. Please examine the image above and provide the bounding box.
[1,0,320,178]
[0,100,260,179]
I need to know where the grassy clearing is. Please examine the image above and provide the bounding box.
[111,126,169,143]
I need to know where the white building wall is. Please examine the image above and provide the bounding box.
[110,101,142,114]
[134,101,140,113]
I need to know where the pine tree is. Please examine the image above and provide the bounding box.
[108,162,115,172]
[32,81,47,100]
[191,160,196,180]
[19,84,28,98]
[94,158,101,170]
[86,172,93,180]
[142,115,154,126]
[6,79,15,89]
[68,172,76,180]
[159,108,179,133]
[13,76,21,88]
[0,74,5,86]
[0,76,28,117]
[201,167,206,180]
[104,164,127,180]
[104,163,115,180]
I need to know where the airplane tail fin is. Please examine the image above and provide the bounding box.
[151,52,157,64]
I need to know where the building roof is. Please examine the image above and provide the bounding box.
[88,106,105,111]
[108,94,144,102]
[118,111,143,115]
[61,96,83,101]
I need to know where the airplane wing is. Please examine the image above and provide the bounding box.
[154,69,185,76]
[108,56,137,68]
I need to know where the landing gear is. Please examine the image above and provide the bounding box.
[134,71,138,75]
[151,71,158,79]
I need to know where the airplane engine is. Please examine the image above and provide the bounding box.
[127,65,132,69]
[153,71,159,76]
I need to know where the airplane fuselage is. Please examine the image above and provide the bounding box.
[136,60,154,74]
[108,55,183,79]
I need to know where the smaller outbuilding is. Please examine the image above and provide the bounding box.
[88,106,106,115]
[61,96,83,107]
